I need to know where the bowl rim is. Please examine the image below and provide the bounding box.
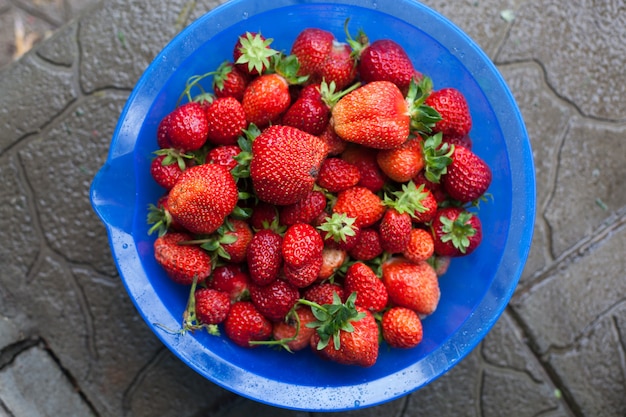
[90,0,536,411]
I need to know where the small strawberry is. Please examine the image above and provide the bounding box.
[316,157,360,193]
[224,301,273,347]
[332,186,385,228]
[284,255,323,288]
[381,306,423,349]
[167,102,209,151]
[318,247,347,280]
[303,282,345,305]
[281,83,330,135]
[384,180,438,224]
[208,264,251,302]
[268,306,317,352]
[306,293,379,367]
[147,194,181,236]
[318,123,348,156]
[378,208,412,254]
[348,227,383,261]
[233,32,279,76]
[242,73,291,127]
[212,61,249,101]
[376,137,424,183]
[431,207,483,257]
[249,201,280,231]
[153,232,212,285]
[206,145,240,171]
[331,81,410,149]
[316,212,361,251]
[443,133,473,150]
[217,218,253,264]
[205,96,247,145]
[279,190,327,227]
[150,153,188,190]
[282,223,324,268]
[249,279,300,322]
[156,113,173,148]
[344,262,388,312]
[194,288,231,325]
[429,255,452,276]
[249,125,327,205]
[246,228,283,286]
[340,144,388,192]
[318,41,358,90]
[425,87,472,138]
[402,228,435,263]
[441,145,492,203]
[167,163,238,235]
[291,27,335,80]
[382,258,440,315]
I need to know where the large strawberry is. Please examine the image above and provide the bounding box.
[431,207,483,257]
[282,223,324,268]
[382,258,440,315]
[153,232,212,285]
[441,145,492,203]
[167,163,238,235]
[331,81,410,149]
[249,125,327,205]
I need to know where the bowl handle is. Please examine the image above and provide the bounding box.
[90,154,136,231]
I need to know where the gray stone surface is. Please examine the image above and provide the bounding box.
[0,0,625,416]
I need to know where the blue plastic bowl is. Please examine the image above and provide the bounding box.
[90,0,535,411]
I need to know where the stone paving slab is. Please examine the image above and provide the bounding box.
[0,0,625,416]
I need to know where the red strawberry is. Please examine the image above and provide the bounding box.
[441,145,492,203]
[381,306,423,349]
[249,201,280,231]
[318,247,347,280]
[291,27,335,80]
[316,212,361,251]
[344,262,388,312]
[303,282,346,305]
[316,157,360,193]
[156,113,173,148]
[382,258,440,315]
[281,83,330,135]
[167,102,209,151]
[249,125,327,205]
[242,73,291,127]
[376,137,424,183]
[332,186,385,228]
[431,207,483,257]
[147,194,182,236]
[318,41,357,90]
[282,223,324,268]
[425,88,472,138]
[357,38,418,95]
[341,144,388,192]
[279,190,327,226]
[270,306,317,352]
[331,81,410,149]
[224,301,273,347]
[153,232,212,285]
[284,255,323,288]
[318,122,348,156]
[403,228,435,263]
[443,133,473,150]
[206,145,240,171]
[205,96,247,145]
[233,32,278,76]
[378,208,412,254]
[167,164,238,235]
[213,61,249,101]
[308,294,379,367]
[348,227,383,261]
[246,229,283,286]
[150,153,188,190]
[194,288,231,325]
[209,264,250,302]
[219,218,253,264]
[249,279,300,322]
[384,181,438,224]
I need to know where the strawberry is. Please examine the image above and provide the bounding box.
[318,41,358,90]
[384,181,438,224]
[318,247,347,280]
[156,113,173,148]
[340,143,388,192]
[291,27,335,80]
[249,201,280,231]
[303,282,346,305]
[281,83,330,135]
[382,258,440,315]
[306,293,379,367]
[284,255,323,288]
[208,264,250,302]
[249,125,327,205]
[212,61,248,101]
[425,88,472,138]
[153,232,212,285]
[376,137,424,183]
[316,212,361,251]
[381,306,423,349]
[147,194,182,237]
[344,262,388,312]
[443,133,473,150]
[250,279,300,322]
[316,157,360,193]
[224,301,273,347]
[378,208,412,254]
[204,96,247,145]
[348,227,383,261]
[282,223,324,268]
[167,102,209,151]
[218,218,253,264]
[331,81,410,149]
[150,153,188,190]
[403,228,435,263]
[441,145,492,203]
[269,306,317,352]
[233,32,278,76]
[332,186,385,228]
[194,288,231,325]
[356,38,418,95]
[206,145,240,171]
[279,190,327,226]
[167,163,238,235]
[242,73,292,127]
[429,255,452,277]
[431,207,483,257]
[318,123,348,156]
[246,228,283,286]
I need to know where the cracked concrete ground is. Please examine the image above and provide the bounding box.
[1,0,625,416]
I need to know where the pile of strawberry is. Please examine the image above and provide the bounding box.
[147,23,492,368]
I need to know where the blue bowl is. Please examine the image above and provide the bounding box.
[90,0,535,411]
